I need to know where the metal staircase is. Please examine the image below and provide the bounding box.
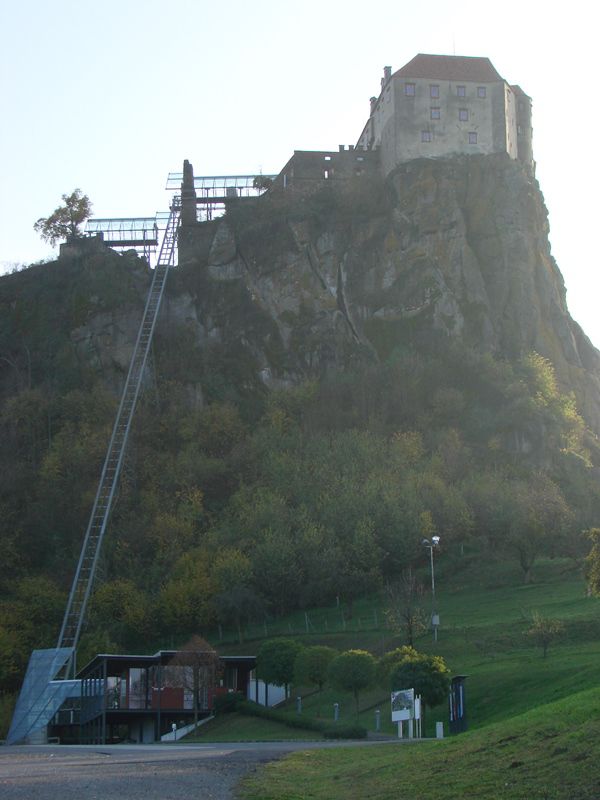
[57,196,181,671]
[8,197,181,744]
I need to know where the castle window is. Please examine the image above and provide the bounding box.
[324,156,332,161]
[517,125,523,135]
[459,108,468,122]
[430,84,440,98]
[477,86,487,98]
[468,132,478,144]
[324,169,330,179]
[457,85,466,97]
[421,131,432,142]
[405,83,416,96]
[431,107,440,120]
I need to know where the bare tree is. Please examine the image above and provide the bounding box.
[166,635,220,729]
[384,568,428,646]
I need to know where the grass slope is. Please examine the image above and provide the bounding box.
[184,712,322,742]
[240,686,600,799]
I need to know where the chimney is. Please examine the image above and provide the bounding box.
[339,144,345,152]
[370,96,377,114]
[384,65,392,82]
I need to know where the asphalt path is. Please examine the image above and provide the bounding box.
[0,739,401,799]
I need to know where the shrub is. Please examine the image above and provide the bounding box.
[214,691,245,714]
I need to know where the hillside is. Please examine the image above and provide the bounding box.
[1,153,600,694]
[240,685,600,799]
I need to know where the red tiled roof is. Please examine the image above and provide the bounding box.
[393,54,503,83]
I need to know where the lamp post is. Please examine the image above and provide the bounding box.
[422,536,440,642]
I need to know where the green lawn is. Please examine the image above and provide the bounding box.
[240,686,600,799]
[228,558,600,797]
[264,559,600,737]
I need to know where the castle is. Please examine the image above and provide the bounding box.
[272,54,533,193]
[357,54,533,176]
[179,54,534,226]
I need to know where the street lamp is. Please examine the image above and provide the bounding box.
[422,535,441,642]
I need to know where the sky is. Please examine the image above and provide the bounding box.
[1,0,599,345]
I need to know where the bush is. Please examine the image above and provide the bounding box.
[323,724,367,740]
[236,700,366,739]
[214,691,245,714]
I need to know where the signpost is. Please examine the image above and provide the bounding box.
[391,688,421,739]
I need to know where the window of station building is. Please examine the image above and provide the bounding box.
[430,84,440,98]
[431,107,441,120]
[477,86,487,98]
[405,83,416,96]
[324,155,332,161]
[468,132,478,144]
[459,108,468,122]
[421,130,432,142]
[457,85,466,97]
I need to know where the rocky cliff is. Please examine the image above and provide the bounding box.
[6,153,599,435]
[170,152,600,432]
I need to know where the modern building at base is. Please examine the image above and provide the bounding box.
[49,650,285,745]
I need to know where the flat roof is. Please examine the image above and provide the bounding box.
[78,651,256,677]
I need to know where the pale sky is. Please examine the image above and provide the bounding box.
[1,0,599,346]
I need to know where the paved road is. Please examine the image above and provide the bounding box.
[0,739,399,799]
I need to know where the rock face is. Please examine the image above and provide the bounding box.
[6,153,599,434]
[172,153,600,431]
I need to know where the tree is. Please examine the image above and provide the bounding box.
[376,646,418,687]
[527,612,565,658]
[508,474,572,583]
[383,569,428,647]
[294,645,337,696]
[389,650,450,727]
[33,189,92,246]
[328,649,376,716]
[167,635,220,729]
[211,548,263,643]
[256,638,303,700]
[584,528,600,596]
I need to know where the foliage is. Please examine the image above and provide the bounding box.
[584,528,600,596]
[33,189,92,246]
[376,646,419,687]
[236,699,366,739]
[2,239,600,693]
[389,650,451,711]
[527,611,565,658]
[213,691,245,715]
[256,638,304,694]
[328,649,376,715]
[294,645,337,693]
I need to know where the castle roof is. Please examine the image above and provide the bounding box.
[393,54,503,83]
